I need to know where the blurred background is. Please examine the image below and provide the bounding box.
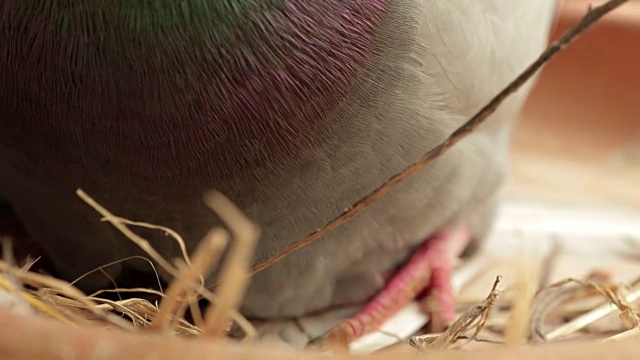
[511,0,639,210]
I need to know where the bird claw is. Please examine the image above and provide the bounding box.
[323,226,471,346]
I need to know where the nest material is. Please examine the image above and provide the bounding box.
[1,191,640,357]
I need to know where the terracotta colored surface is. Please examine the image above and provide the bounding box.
[511,0,640,209]
[1,308,640,360]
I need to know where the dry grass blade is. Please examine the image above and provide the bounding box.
[248,0,633,277]
[203,192,260,337]
[529,280,584,343]
[71,256,163,292]
[0,260,136,330]
[152,228,228,331]
[538,278,640,342]
[603,327,640,342]
[76,188,256,337]
[88,297,155,327]
[0,261,96,316]
[410,276,503,352]
[198,286,257,339]
[76,189,179,277]
[505,255,541,345]
[89,287,165,298]
[39,292,202,335]
[105,217,193,268]
[0,274,69,324]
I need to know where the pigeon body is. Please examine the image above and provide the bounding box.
[0,1,557,318]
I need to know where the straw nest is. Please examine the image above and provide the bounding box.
[1,188,639,359]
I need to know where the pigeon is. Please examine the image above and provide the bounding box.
[0,0,557,341]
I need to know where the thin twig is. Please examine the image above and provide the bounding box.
[249,0,632,276]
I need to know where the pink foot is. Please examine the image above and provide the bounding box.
[323,226,471,347]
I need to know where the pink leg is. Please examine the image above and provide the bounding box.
[323,226,471,347]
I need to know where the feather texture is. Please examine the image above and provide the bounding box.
[0,0,557,317]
